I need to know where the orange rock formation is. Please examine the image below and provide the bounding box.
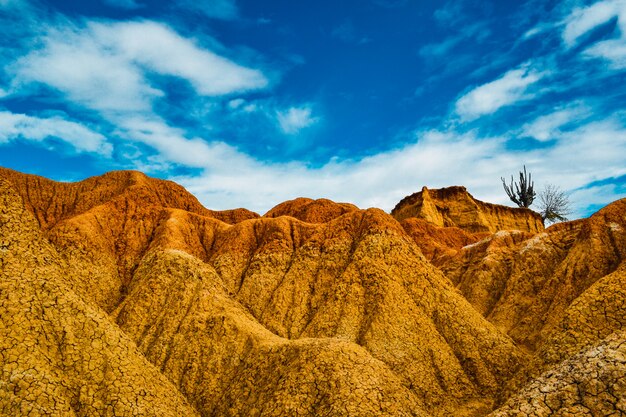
[1,167,624,416]
[392,186,544,233]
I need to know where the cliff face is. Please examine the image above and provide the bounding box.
[392,186,544,234]
[0,169,527,417]
[1,168,625,417]
[437,197,626,415]
[441,198,626,354]
[0,179,200,416]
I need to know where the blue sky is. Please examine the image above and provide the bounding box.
[0,0,625,217]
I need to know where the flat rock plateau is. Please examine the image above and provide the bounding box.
[1,167,625,416]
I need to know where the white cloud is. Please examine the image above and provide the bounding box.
[14,20,268,114]
[455,65,545,121]
[174,130,510,214]
[167,115,626,219]
[228,98,245,109]
[92,21,267,96]
[228,98,258,113]
[521,106,588,141]
[584,36,626,68]
[562,0,625,47]
[276,106,319,134]
[561,0,626,68]
[113,116,257,169]
[175,0,237,20]
[16,28,160,113]
[569,183,623,218]
[0,111,112,155]
[523,27,542,39]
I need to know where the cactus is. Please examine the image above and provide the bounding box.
[501,165,535,208]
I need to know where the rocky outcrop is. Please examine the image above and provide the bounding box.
[392,186,544,233]
[437,196,626,411]
[0,180,200,416]
[442,198,626,354]
[264,197,359,223]
[2,168,625,417]
[399,217,490,264]
[0,169,529,417]
[490,331,626,416]
[0,167,259,230]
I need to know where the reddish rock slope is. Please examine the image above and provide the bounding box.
[392,186,544,233]
[0,169,530,417]
[1,169,625,416]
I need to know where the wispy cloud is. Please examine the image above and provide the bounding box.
[562,0,623,47]
[331,20,371,44]
[14,26,160,113]
[0,0,25,8]
[276,106,319,134]
[521,104,589,141]
[2,16,271,167]
[419,36,462,58]
[455,64,545,121]
[585,37,626,67]
[13,20,268,115]
[173,113,626,217]
[433,1,465,27]
[561,0,626,68]
[115,116,254,169]
[0,111,111,155]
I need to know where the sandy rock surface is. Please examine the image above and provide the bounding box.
[1,167,625,416]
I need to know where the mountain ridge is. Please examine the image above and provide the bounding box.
[1,167,624,416]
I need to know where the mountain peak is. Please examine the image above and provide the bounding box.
[392,185,544,233]
[1,168,625,417]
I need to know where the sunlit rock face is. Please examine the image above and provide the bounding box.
[392,186,544,234]
[1,167,624,417]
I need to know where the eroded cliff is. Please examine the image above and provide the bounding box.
[392,186,544,234]
[1,168,624,416]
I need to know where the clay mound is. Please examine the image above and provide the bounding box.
[0,167,258,228]
[264,197,359,223]
[442,197,626,353]
[0,169,528,416]
[0,168,257,312]
[392,186,544,233]
[0,180,199,416]
[4,167,625,416]
[115,248,427,416]
[114,197,528,414]
[0,177,429,417]
[489,331,626,416]
[538,265,626,366]
[145,206,527,415]
[400,217,490,264]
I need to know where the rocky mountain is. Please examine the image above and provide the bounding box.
[392,186,544,234]
[1,167,624,416]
